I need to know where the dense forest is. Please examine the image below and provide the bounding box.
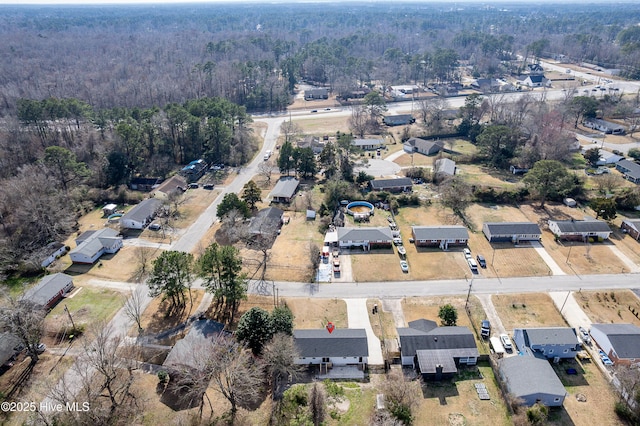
[1,2,640,278]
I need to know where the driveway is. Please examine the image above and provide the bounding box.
[607,244,640,273]
[344,298,384,366]
[530,241,566,275]
[355,158,401,178]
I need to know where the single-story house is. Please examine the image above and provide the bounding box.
[382,114,415,126]
[403,138,443,156]
[390,85,419,98]
[294,328,368,370]
[297,136,325,154]
[69,228,123,264]
[411,226,469,250]
[513,328,580,360]
[621,219,640,240]
[121,198,163,230]
[581,148,624,166]
[153,175,187,199]
[129,177,162,192]
[102,203,118,217]
[583,118,626,135]
[164,319,225,370]
[518,74,550,88]
[337,227,393,251]
[434,158,456,177]
[249,207,284,239]
[304,88,329,100]
[548,219,611,241]
[351,138,384,151]
[369,178,413,193]
[0,333,22,366]
[499,355,566,407]
[482,222,542,243]
[397,319,479,380]
[269,177,300,203]
[590,323,640,366]
[179,159,208,182]
[22,273,74,310]
[471,78,501,92]
[616,159,640,184]
[40,242,68,268]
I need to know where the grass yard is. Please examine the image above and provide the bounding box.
[285,297,348,330]
[465,203,531,231]
[392,151,438,167]
[492,293,567,332]
[367,298,398,342]
[63,245,162,283]
[291,114,350,135]
[414,362,511,426]
[458,164,519,189]
[326,382,377,426]
[574,290,640,326]
[140,289,205,335]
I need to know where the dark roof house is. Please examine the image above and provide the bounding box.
[249,207,284,243]
[482,222,542,243]
[499,355,566,407]
[513,328,580,359]
[304,88,329,100]
[22,273,74,310]
[121,198,163,230]
[293,328,368,375]
[153,175,187,199]
[369,178,413,192]
[590,323,640,365]
[269,177,300,203]
[622,219,640,241]
[383,114,415,126]
[411,226,469,249]
[616,159,640,184]
[0,333,22,366]
[129,177,162,191]
[337,227,393,251]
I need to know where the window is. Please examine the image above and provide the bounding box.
[548,349,554,354]
[322,357,329,363]
[554,398,561,402]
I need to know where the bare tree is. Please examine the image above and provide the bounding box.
[133,246,154,281]
[219,208,250,244]
[262,332,301,399]
[280,119,302,145]
[123,286,147,334]
[381,369,421,425]
[0,297,45,364]
[594,173,622,195]
[348,105,369,138]
[258,161,275,186]
[309,382,327,426]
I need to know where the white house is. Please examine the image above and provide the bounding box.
[121,198,163,230]
[482,222,542,243]
[548,219,611,241]
[69,228,123,264]
[40,242,68,268]
[337,227,393,250]
[351,138,384,151]
[293,329,368,372]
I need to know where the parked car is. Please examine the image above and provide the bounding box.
[148,223,161,231]
[463,248,472,259]
[579,327,591,345]
[500,333,513,351]
[188,183,199,189]
[476,254,487,268]
[599,349,613,366]
[400,260,409,273]
[397,246,406,256]
[203,183,214,190]
[467,258,478,272]
[481,320,491,338]
[393,238,403,246]
[36,343,46,353]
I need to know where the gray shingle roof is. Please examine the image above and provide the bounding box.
[0,333,22,365]
[294,329,369,358]
[416,349,458,374]
[499,356,566,399]
[405,138,443,155]
[270,178,300,199]
[623,219,640,231]
[550,219,611,234]
[484,222,541,235]
[412,226,469,241]
[122,198,163,223]
[337,227,393,242]
[369,178,413,190]
[70,228,120,259]
[352,138,384,147]
[249,207,283,234]
[519,328,578,346]
[22,273,73,307]
[398,325,477,358]
[617,159,640,180]
[591,323,640,359]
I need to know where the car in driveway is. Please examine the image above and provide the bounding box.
[579,327,591,345]
[476,254,486,268]
[400,260,409,273]
[599,350,613,366]
[148,223,161,231]
[500,333,513,351]
[393,238,402,246]
[467,258,478,272]
[481,320,491,338]
[463,248,472,259]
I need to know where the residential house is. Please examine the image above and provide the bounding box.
[121,198,163,230]
[164,319,225,370]
[621,219,640,240]
[297,136,325,155]
[304,88,329,100]
[369,178,413,193]
[411,226,469,250]
[471,78,501,92]
[337,227,393,251]
[69,228,123,264]
[0,333,22,366]
[548,219,611,241]
[527,63,544,74]
[179,159,208,182]
[351,138,384,151]
[482,222,542,243]
[518,74,550,88]
[390,85,419,98]
[129,177,162,192]
[293,328,368,372]
[499,356,566,407]
[590,323,640,366]
[40,242,68,268]
[616,159,640,184]
[583,118,626,135]
[403,138,443,156]
[590,149,624,166]
[341,87,370,100]
[152,175,187,199]
[269,177,300,203]
[383,114,416,126]
[434,158,456,177]
[397,319,479,380]
[249,207,284,242]
[22,273,74,310]
[513,328,580,360]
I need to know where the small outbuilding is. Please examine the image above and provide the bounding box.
[102,204,118,217]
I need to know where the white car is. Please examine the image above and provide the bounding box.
[500,334,513,351]
[400,260,409,273]
[463,248,472,259]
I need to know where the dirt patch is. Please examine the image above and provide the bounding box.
[492,293,567,332]
[575,290,640,326]
[286,298,348,330]
[140,290,205,335]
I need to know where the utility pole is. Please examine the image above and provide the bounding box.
[465,278,473,309]
[64,304,76,331]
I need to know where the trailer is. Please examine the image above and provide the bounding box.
[490,336,505,358]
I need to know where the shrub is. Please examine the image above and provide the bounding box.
[157,370,169,384]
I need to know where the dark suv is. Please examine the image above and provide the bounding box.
[476,254,487,268]
[481,320,491,338]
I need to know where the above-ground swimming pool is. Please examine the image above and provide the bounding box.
[346,201,374,217]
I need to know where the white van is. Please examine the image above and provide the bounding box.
[467,258,478,271]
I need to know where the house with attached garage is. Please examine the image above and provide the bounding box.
[590,323,640,366]
[121,198,163,230]
[293,328,369,375]
[369,178,413,193]
[269,177,299,203]
[513,328,580,360]
[21,273,74,310]
[616,159,640,184]
[548,218,611,241]
[411,226,469,250]
[397,319,479,381]
[499,355,567,407]
[482,222,542,243]
[583,118,626,135]
[621,219,640,240]
[69,228,123,264]
[337,227,393,251]
[351,138,384,151]
[403,138,443,156]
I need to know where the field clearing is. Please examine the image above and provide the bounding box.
[392,151,438,167]
[46,287,124,335]
[574,290,640,326]
[285,297,348,330]
[465,203,530,231]
[395,204,460,227]
[415,363,511,426]
[292,114,350,134]
[459,164,519,189]
[492,293,567,332]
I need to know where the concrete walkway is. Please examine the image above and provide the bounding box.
[530,241,566,276]
[344,298,384,366]
[607,245,640,273]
